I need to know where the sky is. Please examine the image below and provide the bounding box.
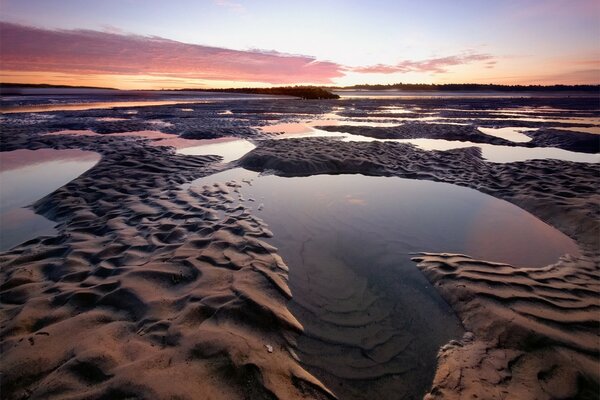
[0,0,599,89]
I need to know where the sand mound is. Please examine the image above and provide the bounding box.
[413,253,599,400]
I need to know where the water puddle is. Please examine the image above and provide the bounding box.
[395,139,600,163]
[0,149,101,250]
[553,126,600,134]
[477,127,534,143]
[0,100,214,114]
[147,119,174,128]
[176,137,255,162]
[97,117,129,122]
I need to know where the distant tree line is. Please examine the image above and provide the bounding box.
[327,83,600,92]
[3,82,598,97]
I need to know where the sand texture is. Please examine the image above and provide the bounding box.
[0,136,333,400]
[413,253,599,400]
[1,96,599,399]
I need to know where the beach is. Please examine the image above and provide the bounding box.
[0,93,598,399]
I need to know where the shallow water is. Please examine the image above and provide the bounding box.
[477,126,534,143]
[176,137,255,162]
[0,100,214,113]
[395,138,600,163]
[191,168,580,399]
[0,149,100,250]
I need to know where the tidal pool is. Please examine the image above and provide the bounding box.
[0,149,100,250]
[192,168,580,399]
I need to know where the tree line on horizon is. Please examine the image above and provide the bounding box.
[327,83,600,92]
[1,82,598,99]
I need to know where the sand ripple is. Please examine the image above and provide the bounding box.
[0,137,333,400]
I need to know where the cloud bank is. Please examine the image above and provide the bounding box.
[0,22,502,86]
[0,22,344,84]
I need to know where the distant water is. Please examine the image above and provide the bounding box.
[0,90,281,113]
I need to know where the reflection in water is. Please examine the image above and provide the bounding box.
[396,138,600,163]
[177,138,255,162]
[96,117,128,122]
[0,149,100,250]
[554,126,600,134]
[478,126,534,143]
[192,169,579,399]
[0,100,213,113]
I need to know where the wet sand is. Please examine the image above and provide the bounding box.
[0,95,598,399]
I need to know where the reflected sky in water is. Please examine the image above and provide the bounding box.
[477,126,534,143]
[177,137,255,162]
[0,100,213,114]
[0,149,100,250]
[193,169,580,268]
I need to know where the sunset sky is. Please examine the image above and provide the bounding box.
[1,0,599,89]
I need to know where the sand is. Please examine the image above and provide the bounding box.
[414,253,599,400]
[0,135,333,400]
[1,96,598,399]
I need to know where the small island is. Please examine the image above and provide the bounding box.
[184,86,340,99]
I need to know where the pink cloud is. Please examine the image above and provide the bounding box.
[0,22,344,84]
[213,0,246,13]
[352,53,495,74]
